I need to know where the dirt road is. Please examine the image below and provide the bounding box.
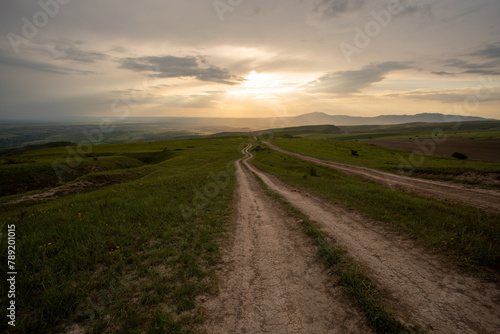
[264,142,500,214]
[245,146,500,333]
[202,145,371,333]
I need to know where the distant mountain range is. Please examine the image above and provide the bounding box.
[4,112,492,130]
[115,112,495,131]
[285,112,494,127]
[1,113,496,148]
[182,112,494,132]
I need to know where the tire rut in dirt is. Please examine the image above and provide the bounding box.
[245,151,500,333]
[202,147,371,334]
[264,142,500,214]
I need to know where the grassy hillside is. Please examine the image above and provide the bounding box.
[209,121,500,143]
[326,120,500,141]
[257,124,343,136]
[250,145,500,272]
[0,137,245,333]
[265,137,500,189]
[0,122,203,149]
[210,124,344,138]
[0,142,183,197]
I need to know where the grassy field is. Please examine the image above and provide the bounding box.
[0,137,245,333]
[0,121,204,149]
[333,120,500,141]
[265,136,500,189]
[303,130,500,141]
[0,140,189,198]
[1,127,498,332]
[250,146,500,272]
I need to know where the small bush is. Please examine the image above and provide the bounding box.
[351,150,359,157]
[251,145,265,152]
[309,167,318,177]
[452,152,468,160]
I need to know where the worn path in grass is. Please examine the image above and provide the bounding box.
[202,144,370,334]
[247,146,500,333]
[4,179,99,204]
[264,142,500,214]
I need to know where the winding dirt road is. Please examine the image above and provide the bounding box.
[243,145,500,334]
[202,145,371,333]
[264,142,500,214]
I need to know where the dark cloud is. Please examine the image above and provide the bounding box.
[461,69,500,75]
[118,55,243,85]
[444,58,500,76]
[110,46,128,54]
[312,0,365,19]
[0,52,96,75]
[398,4,434,18]
[432,71,456,76]
[2,38,109,64]
[55,45,108,63]
[469,44,500,59]
[307,62,410,94]
[119,56,196,74]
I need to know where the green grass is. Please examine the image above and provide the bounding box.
[250,171,415,333]
[251,147,500,271]
[0,137,246,333]
[0,155,147,197]
[266,137,500,189]
[0,143,180,197]
[0,122,203,149]
[334,120,500,140]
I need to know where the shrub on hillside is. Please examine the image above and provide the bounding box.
[452,152,468,160]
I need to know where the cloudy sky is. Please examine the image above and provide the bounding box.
[0,0,499,119]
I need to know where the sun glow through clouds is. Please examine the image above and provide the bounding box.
[228,71,299,99]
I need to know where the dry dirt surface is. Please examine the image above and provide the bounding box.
[245,147,500,333]
[202,144,371,334]
[366,138,500,162]
[4,180,99,205]
[264,142,500,214]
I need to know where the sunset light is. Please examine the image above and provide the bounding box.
[2,2,500,333]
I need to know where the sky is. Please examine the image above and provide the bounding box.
[0,0,499,120]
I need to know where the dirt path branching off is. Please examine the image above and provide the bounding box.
[202,145,371,333]
[4,180,100,205]
[245,146,500,333]
[264,142,500,214]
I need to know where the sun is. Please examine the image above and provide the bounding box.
[244,71,272,88]
[228,71,296,98]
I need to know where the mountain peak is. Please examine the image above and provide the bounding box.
[299,112,330,116]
